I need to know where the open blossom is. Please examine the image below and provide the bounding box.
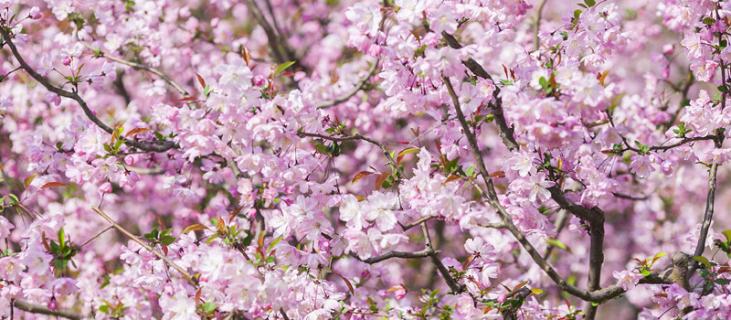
[4,0,731,319]
[613,270,642,291]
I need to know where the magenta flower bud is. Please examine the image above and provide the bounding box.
[253,75,266,86]
[29,7,43,20]
[47,297,58,311]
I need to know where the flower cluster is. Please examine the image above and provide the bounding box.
[2,0,731,319]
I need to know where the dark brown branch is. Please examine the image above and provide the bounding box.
[444,75,637,304]
[112,71,131,105]
[0,27,176,153]
[420,222,464,294]
[355,248,434,264]
[612,192,649,201]
[547,186,604,225]
[13,299,84,320]
[547,186,606,319]
[689,162,719,275]
[441,31,519,151]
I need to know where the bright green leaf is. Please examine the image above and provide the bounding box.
[273,61,296,77]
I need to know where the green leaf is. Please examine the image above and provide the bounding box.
[201,301,217,314]
[7,194,19,206]
[722,229,731,243]
[546,238,568,251]
[58,228,66,248]
[573,9,582,21]
[584,0,596,7]
[267,236,283,254]
[273,61,296,77]
[693,255,712,269]
[159,234,176,246]
[144,228,159,242]
[651,251,666,264]
[464,166,475,177]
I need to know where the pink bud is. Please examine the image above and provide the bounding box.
[662,44,674,56]
[252,75,266,87]
[62,56,72,66]
[29,7,42,20]
[100,182,112,193]
[47,297,58,311]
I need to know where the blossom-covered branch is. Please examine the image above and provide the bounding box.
[0,26,176,153]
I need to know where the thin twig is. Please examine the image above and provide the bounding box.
[421,222,464,294]
[534,0,549,50]
[317,59,380,109]
[92,207,197,286]
[78,225,114,248]
[399,216,434,231]
[543,210,568,259]
[102,53,189,96]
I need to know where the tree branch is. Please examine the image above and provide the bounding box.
[420,222,464,294]
[297,130,396,165]
[354,248,434,264]
[0,27,177,153]
[547,186,606,319]
[441,31,519,151]
[689,162,719,275]
[13,299,84,320]
[444,75,629,304]
[534,0,549,50]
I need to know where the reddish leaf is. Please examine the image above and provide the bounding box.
[375,172,389,190]
[332,271,355,295]
[182,224,208,234]
[24,174,36,188]
[351,171,374,184]
[242,47,252,66]
[125,127,150,138]
[490,171,505,179]
[195,73,206,89]
[41,181,66,189]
